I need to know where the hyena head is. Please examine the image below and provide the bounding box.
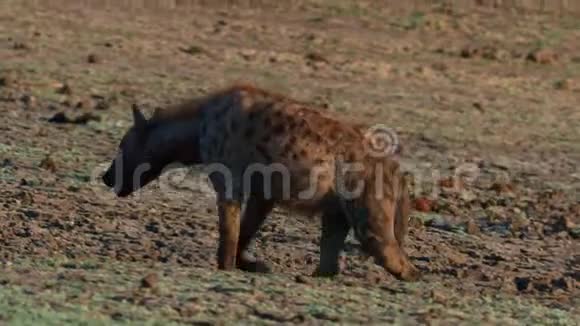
[101,105,198,197]
[339,157,413,278]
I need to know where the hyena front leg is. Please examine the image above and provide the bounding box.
[394,184,410,247]
[368,196,420,282]
[216,199,241,270]
[236,196,274,273]
[313,207,351,277]
[209,173,242,271]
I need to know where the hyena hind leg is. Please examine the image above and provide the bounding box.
[236,196,274,273]
[313,207,350,277]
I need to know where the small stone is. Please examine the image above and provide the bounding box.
[414,197,432,212]
[74,98,92,110]
[527,48,559,64]
[490,182,514,194]
[1,158,13,167]
[466,219,480,235]
[0,75,12,87]
[558,216,576,230]
[305,52,328,64]
[439,177,456,189]
[294,275,310,284]
[73,112,101,124]
[140,273,159,289]
[554,216,579,239]
[514,276,530,292]
[460,191,477,203]
[19,94,35,106]
[13,42,29,50]
[56,83,72,95]
[94,100,109,110]
[460,45,479,58]
[551,277,572,290]
[447,251,468,266]
[87,53,100,64]
[430,289,447,304]
[48,112,70,123]
[510,208,530,231]
[23,209,40,219]
[554,79,575,90]
[533,280,551,292]
[39,154,57,173]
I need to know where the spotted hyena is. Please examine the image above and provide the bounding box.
[101,84,419,281]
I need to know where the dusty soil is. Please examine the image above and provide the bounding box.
[0,0,578,324]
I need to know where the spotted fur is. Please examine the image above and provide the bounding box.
[102,84,419,281]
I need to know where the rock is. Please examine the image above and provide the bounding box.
[569,228,580,239]
[460,45,509,61]
[1,158,13,167]
[514,276,530,291]
[294,275,310,284]
[48,111,100,124]
[19,94,36,106]
[460,191,477,203]
[527,48,559,64]
[551,277,572,290]
[180,45,205,56]
[13,42,29,50]
[94,99,109,110]
[554,79,575,90]
[0,75,13,87]
[75,112,101,123]
[39,154,57,173]
[509,208,530,231]
[430,289,447,304]
[414,197,432,212]
[425,215,454,232]
[554,216,579,239]
[472,101,484,113]
[490,182,514,194]
[23,209,40,219]
[460,45,480,58]
[532,279,551,292]
[48,112,70,123]
[87,53,100,64]
[558,215,576,230]
[447,251,468,266]
[466,219,480,235]
[56,83,72,95]
[305,52,329,64]
[140,273,159,289]
[439,177,459,189]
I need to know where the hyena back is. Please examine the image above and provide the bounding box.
[102,84,419,281]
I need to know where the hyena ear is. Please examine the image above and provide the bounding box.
[132,104,148,129]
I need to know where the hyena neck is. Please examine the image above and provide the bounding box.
[147,119,201,168]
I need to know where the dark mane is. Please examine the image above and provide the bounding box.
[149,83,294,124]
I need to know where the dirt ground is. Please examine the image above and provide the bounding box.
[0,0,578,324]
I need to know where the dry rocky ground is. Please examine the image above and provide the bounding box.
[0,0,578,324]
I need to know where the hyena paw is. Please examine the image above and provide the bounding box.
[312,266,339,278]
[237,258,271,273]
[399,264,421,282]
